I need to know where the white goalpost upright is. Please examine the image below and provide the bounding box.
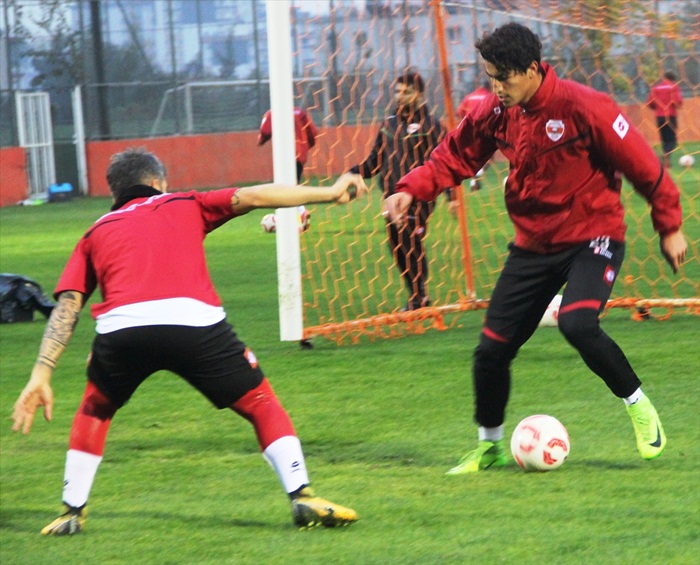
[265,0,303,341]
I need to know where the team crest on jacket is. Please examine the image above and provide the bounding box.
[407,123,420,134]
[546,119,565,142]
[613,113,629,139]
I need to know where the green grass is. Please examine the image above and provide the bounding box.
[1,194,699,564]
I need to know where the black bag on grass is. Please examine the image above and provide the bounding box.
[0,273,55,323]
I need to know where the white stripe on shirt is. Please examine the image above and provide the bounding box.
[95,297,225,334]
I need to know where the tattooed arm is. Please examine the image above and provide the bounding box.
[12,291,84,434]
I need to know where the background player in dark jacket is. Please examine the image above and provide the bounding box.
[349,70,446,311]
[383,24,687,473]
[12,147,367,534]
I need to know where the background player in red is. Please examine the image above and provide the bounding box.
[12,147,367,534]
[646,72,683,168]
[457,79,492,191]
[383,23,687,473]
[258,107,318,228]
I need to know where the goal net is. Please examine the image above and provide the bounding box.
[288,0,699,344]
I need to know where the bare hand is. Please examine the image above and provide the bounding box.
[382,192,414,226]
[12,371,54,435]
[660,230,687,274]
[447,199,459,217]
[332,173,368,203]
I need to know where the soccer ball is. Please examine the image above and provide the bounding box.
[298,208,311,232]
[538,294,562,327]
[511,415,570,471]
[261,213,276,233]
[678,154,695,168]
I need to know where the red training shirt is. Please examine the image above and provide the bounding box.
[56,189,239,324]
[258,108,318,165]
[395,62,683,253]
[646,78,683,119]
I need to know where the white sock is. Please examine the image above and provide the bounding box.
[63,449,102,508]
[478,425,504,442]
[623,388,644,406]
[262,436,309,494]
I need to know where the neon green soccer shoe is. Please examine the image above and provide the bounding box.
[627,395,666,459]
[291,487,358,529]
[41,504,87,536]
[446,440,508,475]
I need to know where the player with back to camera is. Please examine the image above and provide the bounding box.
[258,107,318,228]
[348,69,447,311]
[12,147,368,534]
[383,23,687,473]
[646,71,683,169]
[457,79,493,191]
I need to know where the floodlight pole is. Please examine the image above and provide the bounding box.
[266,0,303,341]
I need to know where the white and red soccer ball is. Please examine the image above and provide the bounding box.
[260,209,311,234]
[511,415,570,471]
[678,154,695,168]
[261,213,277,233]
[538,294,562,327]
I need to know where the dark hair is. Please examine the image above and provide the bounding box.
[106,147,167,198]
[475,23,542,75]
[664,72,677,82]
[396,68,425,93]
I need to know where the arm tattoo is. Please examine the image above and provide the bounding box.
[36,291,83,369]
[231,192,241,207]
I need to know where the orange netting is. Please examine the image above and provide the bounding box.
[290,0,699,345]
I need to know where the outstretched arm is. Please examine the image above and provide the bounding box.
[230,173,368,215]
[12,290,83,435]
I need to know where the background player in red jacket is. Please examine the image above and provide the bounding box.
[646,72,683,168]
[383,23,687,473]
[12,147,367,535]
[258,107,318,228]
[457,79,492,191]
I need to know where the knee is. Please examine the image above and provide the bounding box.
[81,381,117,421]
[557,309,600,346]
[474,332,516,367]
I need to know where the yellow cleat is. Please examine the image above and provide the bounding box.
[291,488,358,529]
[41,504,87,536]
[627,395,667,460]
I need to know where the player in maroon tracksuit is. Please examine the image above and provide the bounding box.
[12,148,367,534]
[383,24,688,472]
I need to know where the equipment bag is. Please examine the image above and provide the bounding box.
[0,273,55,323]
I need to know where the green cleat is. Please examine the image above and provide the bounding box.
[627,396,666,459]
[291,487,358,529]
[41,504,87,536]
[446,440,508,475]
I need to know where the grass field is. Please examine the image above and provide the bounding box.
[1,190,699,564]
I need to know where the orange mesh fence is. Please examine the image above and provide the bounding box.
[292,0,699,345]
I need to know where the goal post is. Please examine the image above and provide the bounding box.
[267,0,304,341]
[267,0,698,345]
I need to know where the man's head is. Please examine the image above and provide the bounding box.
[664,72,677,82]
[395,69,425,113]
[106,147,168,199]
[475,23,543,107]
